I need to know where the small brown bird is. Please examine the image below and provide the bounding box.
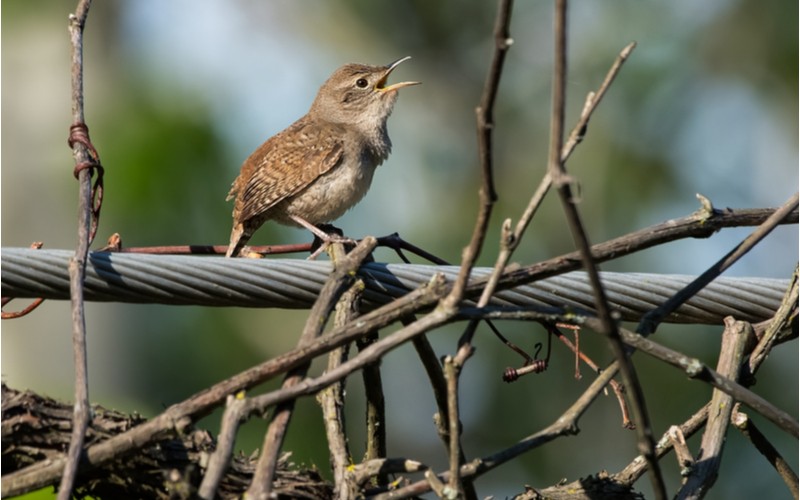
[225,57,419,257]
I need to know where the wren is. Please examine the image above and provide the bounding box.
[225,56,419,257]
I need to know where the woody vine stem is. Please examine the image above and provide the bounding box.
[62,0,105,498]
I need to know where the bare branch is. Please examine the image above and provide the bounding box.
[547,1,665,496]
[732,407,799,498]
[443,355,465,497]
[639,192,799,336]
[608,320,798,437]
[62,1,100,498]
[676,318,751,499]
[561,41,637,163]
[377,365,621,498]
[247,237,377,498]
[446,0,514,307]
[321,280,363,498]
[198,394,247,499]
[746,265,798,378]
[356,329,389,486]
[463,40,638,331]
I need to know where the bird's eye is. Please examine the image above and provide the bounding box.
[355,78,369,88]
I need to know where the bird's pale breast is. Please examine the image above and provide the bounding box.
[272,147,380,225]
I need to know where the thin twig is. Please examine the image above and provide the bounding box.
[445,0,514,308]
[197,393,247,499]
[376,233,451,265]
[429,2,517,497]
[732,406,799,498]
[351,458,426,490]
[561,41,637,163]
[547,1,665,496]
[1,297,45,319]
[376,364,621,499]
[425,469,449,498]
[606,320,799,437]
[505,41,637,267]
[667,426,696,477]
[105,232,449,263]
[746,265,798,379]
[2,246,46,319]
[547,0,568,186]
[60,1,96,498]
[442,1,515,495]
[551,327,633,428]
[613,404,711,486]
[356,329,388,487]
[408,322,475,500]
[410,328,450,425]
[118,242,312,255]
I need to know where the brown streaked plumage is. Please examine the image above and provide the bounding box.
[226,57,419,257]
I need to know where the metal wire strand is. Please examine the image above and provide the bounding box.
[1,247,789,324]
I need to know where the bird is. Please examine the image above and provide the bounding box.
[225,56,419,258]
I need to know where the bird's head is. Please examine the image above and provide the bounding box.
[310,56,420,135]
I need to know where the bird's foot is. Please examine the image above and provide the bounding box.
[308,224,357,260]
[286,215,355,259]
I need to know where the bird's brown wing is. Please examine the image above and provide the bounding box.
[229,119,344,224]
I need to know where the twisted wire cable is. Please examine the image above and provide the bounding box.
[1,247,788,324]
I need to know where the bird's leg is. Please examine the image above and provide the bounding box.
[289,215,356,259]
[289,215,336,241]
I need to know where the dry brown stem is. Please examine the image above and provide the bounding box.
[246,238,377,498]
[547,1,664,496]
[61,1,101,498]
[322,278,365,498]
[676,317,751,498]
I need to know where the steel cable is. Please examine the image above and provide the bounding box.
[1,247,789,324]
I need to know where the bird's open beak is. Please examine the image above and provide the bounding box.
[376,56,421,93]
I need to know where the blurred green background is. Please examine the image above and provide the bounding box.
[2,1,797,498]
